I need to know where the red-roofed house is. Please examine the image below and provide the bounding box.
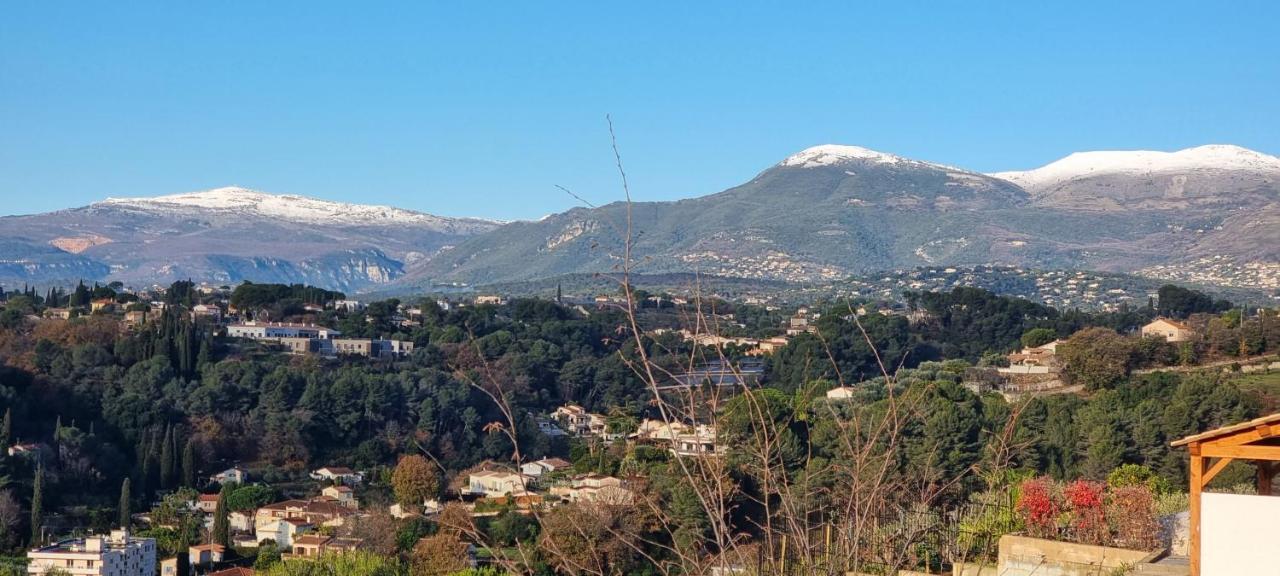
[1141,317,1195,342]
[188,543,226,566]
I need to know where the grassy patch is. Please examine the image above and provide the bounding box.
[1229,371,1280,410]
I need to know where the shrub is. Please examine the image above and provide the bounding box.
[1107,485,1159,550]
[1016,477,1061,539]
[1106,464,1171,495]
[1063,480,1107,545]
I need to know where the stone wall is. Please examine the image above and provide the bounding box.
[996,535,1155,576]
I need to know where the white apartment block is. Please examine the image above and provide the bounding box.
[27,529,156,576]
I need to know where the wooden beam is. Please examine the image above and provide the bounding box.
[1201,444,1280,461]
[1190,453,1205,576]
[1202,457,1234,485]
[1204,423,1280,448]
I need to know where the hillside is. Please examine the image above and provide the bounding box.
[404,144,1280,289]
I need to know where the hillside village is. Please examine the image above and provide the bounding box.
[0,276,1278,575]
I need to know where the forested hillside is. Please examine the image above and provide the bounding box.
[0,282,1276,571]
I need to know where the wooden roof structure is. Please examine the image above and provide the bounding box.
[1172,412,1280,576]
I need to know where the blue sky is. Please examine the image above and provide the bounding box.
[2,2,1277,220]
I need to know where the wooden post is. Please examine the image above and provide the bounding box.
[1190,447,1204,576]
[1259,462,1274,496]
[779,534,787,576]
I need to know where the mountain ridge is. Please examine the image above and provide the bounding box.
[0,143,1276,292]
[403,142,1279,289]
[0,187,502,290]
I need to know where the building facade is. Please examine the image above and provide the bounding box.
[27,529,156,576]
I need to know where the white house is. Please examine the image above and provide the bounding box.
[229,510,255,532]
[321,485,358,509]
[228,322,340,340]
[255,517,312,548]
[1141,317,1195,343]
[553,404,607,437]
[632,419,690,442]
[195,493,220,514]
[212,467,248,485]
[536,417,568,438]
[670,426,722,457]
[191,304,222,322]
[255,499,353,528]
[188,543,225,567]
[554,474,633,505]
[467,470,532,497]
[825,386,857,401]
[520,457,573,478]
[310,467,363,485]
[335,300,365,313]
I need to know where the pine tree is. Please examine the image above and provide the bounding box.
[30,462,44,545]
[212,483,231,547]
[182,439,197,488]
[160,426,175,489]
[118,478,132,528]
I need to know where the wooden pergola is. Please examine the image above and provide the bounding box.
[1172,412,1280,576]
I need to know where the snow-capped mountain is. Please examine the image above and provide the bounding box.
[98,186,497,233]
[991,145,1280,193]
[779,144,964,172]
[0,187,501,291]
[409,142,1279,289]
[1,143,1277,293]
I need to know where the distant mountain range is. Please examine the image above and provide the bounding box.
[409,144,1280,290]
[0,187,499,291]
[1,144,1277,293]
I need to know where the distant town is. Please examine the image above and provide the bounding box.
[0,274,1277,575]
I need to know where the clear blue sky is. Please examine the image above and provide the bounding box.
[3,2,1278,220]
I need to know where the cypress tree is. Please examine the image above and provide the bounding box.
[139,433,156,500]
[212,483,231,547]
[182,439,197,488]
[196,335,212,372]
[160,426,175,489]
[52,416,62,466]
[118,478,131,528]
[30,462,43,545]
[0,407,10,450]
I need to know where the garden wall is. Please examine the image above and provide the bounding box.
[996,535,1153,576]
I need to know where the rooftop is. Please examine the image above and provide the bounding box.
[1171,412,1280,447]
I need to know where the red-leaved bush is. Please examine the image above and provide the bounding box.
[1016,476,1162,549]
[1016,477,1061,539]
[1064,480,1108,545]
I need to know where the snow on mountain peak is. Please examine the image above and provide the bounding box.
[97,186,496,230]
[779,145,906,168]
[991,144,1280,190]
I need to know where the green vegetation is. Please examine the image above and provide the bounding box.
[0,278,1276,572]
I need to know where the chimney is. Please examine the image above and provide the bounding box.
[85,537,104,552]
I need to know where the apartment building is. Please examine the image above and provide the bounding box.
[27,529,156,576]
